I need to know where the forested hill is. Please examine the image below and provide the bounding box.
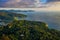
[0,11,27,26]
[0,20,60,40]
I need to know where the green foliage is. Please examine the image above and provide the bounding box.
[0,12,27,21]
[0,20,60,40]
[0,11,27,26]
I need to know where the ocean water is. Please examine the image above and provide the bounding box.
[17,11,60,30]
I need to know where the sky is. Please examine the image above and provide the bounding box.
[0,0,60,11]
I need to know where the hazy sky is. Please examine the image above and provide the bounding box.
[0,0,60,11]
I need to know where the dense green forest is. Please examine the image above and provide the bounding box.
[0,20,60,40]
[0,11,60,40]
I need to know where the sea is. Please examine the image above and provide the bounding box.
[15,11,60,30]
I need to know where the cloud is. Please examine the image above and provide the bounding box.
[4,0,49,8]
[4,0,35,8]
[0,0,60,8]
[6,0,21,4]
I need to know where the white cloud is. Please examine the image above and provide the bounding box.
[2,0,60,8]
[5,0,35,8]
[6,0,21,4]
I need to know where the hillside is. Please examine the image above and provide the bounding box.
[0,20,60,40]
[0,11,27,26]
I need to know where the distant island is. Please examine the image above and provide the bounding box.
[0,10,35,13]
[0,10,60,40]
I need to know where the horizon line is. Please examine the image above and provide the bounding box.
[0,8,60,11]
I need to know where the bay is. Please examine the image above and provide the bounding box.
[17,11,60,30]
